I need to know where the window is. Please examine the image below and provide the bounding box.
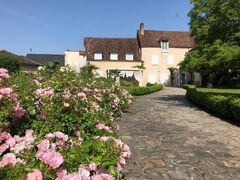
[167,55,175,65]
[94,53,102,60]
[151,55,159,65]
[161,41,169,52]
[110,53,118,60]
[126,53,134,61]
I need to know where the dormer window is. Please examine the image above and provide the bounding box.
[94,52,102,60]
[161,40,169,52]
[126,53,134,61]
[110,53,118,60]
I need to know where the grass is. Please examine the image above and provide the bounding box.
[196,88,240,94]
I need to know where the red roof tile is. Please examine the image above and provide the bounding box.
[84,38,141,61]
[137,30,195,48]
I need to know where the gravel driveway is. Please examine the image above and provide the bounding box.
[117,87,240,180]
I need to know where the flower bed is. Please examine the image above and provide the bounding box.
[185,85,240,121]
[0,68,133,179]
[124,84,163,96]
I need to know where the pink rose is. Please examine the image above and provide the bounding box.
[27,169,43,180]
[88,162,97,171]
[0,88,12,95]
[37,139,50,151]
[0,153,17,167]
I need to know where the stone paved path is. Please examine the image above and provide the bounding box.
[117,87,240,180]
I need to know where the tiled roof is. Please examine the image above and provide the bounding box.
[26,54,65,66]
[0,50,42,66]
[79,50,86,56]
[137,30,195,48]
[84,38,141,61]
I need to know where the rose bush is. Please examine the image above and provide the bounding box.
[0,68,132,179]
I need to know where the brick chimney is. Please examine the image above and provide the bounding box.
[140,23,144,35]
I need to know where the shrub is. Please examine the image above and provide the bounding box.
[120,80,139,87]
[0,67,133,179]
[230,99,240,121]
[125,84,163,96]
[185,85,240,121]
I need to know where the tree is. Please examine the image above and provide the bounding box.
[0,51,20,72]
[180,0,240,87]
[80,63,98,78]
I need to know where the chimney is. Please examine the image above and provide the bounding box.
[140,23,144,35]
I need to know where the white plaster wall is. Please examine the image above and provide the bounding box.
[64,51,86,73]
[141,47,191,86]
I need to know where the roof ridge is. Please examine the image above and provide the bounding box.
[144,30,191,33]
[22,56,43,66]
[26,53,64,56]
[84,37,137,40]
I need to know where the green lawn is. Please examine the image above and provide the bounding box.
[196,88,240,94]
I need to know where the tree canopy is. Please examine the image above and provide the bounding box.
[180,0,240,87]
[0,51,20,73]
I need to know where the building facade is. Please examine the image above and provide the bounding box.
[83,24,196,86]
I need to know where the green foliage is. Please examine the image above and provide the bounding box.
[64,139,119,173]
[0,68,133,179]
[185,85,240,121]
[132,61,146,69]
[80,63,98,79]
[180,0,240,87]
[125,84,163,96]
[120,80,139,87]
[108,69,122,79]
[0,51,20,72]
[230,99,240,121]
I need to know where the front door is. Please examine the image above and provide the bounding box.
[181,73,186,85]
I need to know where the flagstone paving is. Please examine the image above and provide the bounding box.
[117,87,240,180]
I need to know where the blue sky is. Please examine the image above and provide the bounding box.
[0,0,192,55]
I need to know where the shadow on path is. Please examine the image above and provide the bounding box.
[118,87,240,179]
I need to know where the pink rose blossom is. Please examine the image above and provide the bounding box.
[5,137,16,147]
[0,68,9,79]
[77,92,87,99]
[74,131,81,137]
[0,87,13,95]
[96,123,112,133]
[37,139,50,151]
[45,133,55,140]
[56,168,68,180]
[0,143,9,155]
[91,174,114,180]
[100,136,110,142]
[0,132,11,141]
[27,169,43,180]
[88,162,97,171]
[13,104,26,118]
[54,131,68,142]
[36,149,64,169]
[55,140,65,147]
[0,153,17,167]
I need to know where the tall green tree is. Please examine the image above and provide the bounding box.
[180,0,240,87]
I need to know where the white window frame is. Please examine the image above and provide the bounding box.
[126,53,134,61]
[151,55,159,65]
[167,55,175,65]
[110,53,118,60]
[161,41,169,52]
[94,52,102,60]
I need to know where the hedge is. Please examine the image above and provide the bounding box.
[185,85,240,121]
[124,84,163,96]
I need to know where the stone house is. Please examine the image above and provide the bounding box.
[82,23,196,86]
